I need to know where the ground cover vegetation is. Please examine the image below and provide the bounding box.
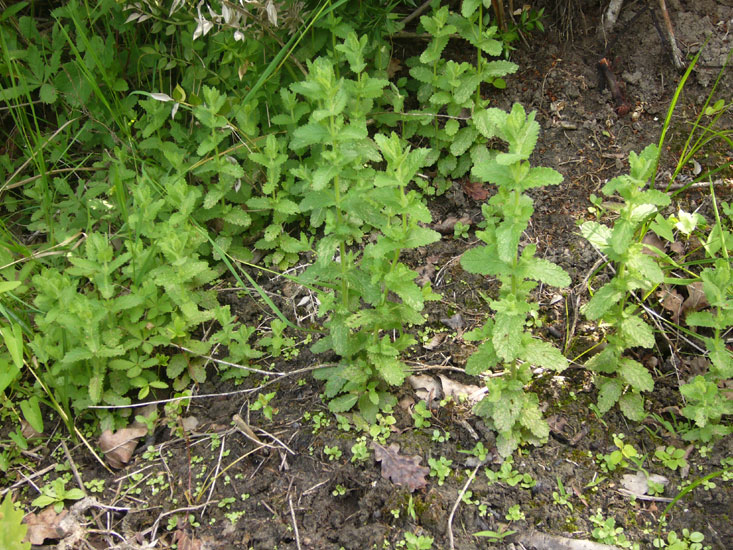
[0,0,730,547]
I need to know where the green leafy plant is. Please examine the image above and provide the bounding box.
[580,144,670,421]
[411,400,432,428]
[505,503,524,521]
[31,477,85,513]
[398,1,518,194]
[589,510,639,549]
[654,446,688,471]
[653,529,709,550]
[552,476,573,512]
[460,103,570,457]
[324,445,342,461]
[350,437,369,462]
[249,391,277,421]
[597,434,643,473]
[299,91,441,420]
[485,455,534,487]
[428,455,453,485]
[403,532,434,550]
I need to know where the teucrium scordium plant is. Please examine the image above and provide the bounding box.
[298,121,441,421]
[579,144,670,422]
[460,103,570,457]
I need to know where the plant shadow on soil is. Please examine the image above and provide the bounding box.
[10,1,733,548]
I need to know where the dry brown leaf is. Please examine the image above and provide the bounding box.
[642,233,665,256]
[181,416,199,432]
[687,356,710,376]
[173,528,203,550]
[441,313,464,331]
[669,240,685,256]
[461,180,489,200]
[438,374,484,404]
[415,254,440,287]
[423,332,447,350]
[407,374,442,402]
[24,507,68,545]
[621,471,668,496]
[398,396,415,411]
[682,282,709,315]
[387,58,402,78]
[659,287,683,323]
[433,215,471,234]
[99,426,147,469]
[372,442,429,492]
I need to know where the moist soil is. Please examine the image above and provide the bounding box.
[7,1,733,549]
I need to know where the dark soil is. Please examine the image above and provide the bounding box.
[6,1,732,549]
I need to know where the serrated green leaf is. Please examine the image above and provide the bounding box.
[627,249,664,284]
[89,374,102,404]
[618,358,654,392]
[471,159,513,185]
[619,316,655,348]
[586,346,619,374]
[522,338,568,371]
[610,219,635,255]
[290,123,329,150]
[492,313,524,362]
[596,377,623,413]
[580,221,612,252]
[472,110,497,139]
[520,166,563,189]
[461,246,510,275]
[373,355,407,386]
[403,226,441,248]
[385,265,423,310]
[522,257,570,287]
[329,393,358,413]
[461,0,481,18]
[495,430,520,458]
[167,354,187,378]
[582,282,625,320]
[466,340,499,374]
[619,392,646,421]
[519,403,549,439]
[450,126,478,156]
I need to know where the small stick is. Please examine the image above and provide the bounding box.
[447,459,486,550]
[400,0,432,27]
[598,58,630,116]
[657,0,685,70]
[289,496,302,550]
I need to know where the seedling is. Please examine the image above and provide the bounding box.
[350,438,369,462]
[249,391,277,421]
[505,504,525,522]
[428,456,453,485]
[402,532,433,550]
[31,478,85,513]
[411,401,432,429]
[324,445,342,461]
[459,442,489,462]
[654,446,688,471]
[653,529,709,550]
[552,476,573,512]
[589,510,639,549]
